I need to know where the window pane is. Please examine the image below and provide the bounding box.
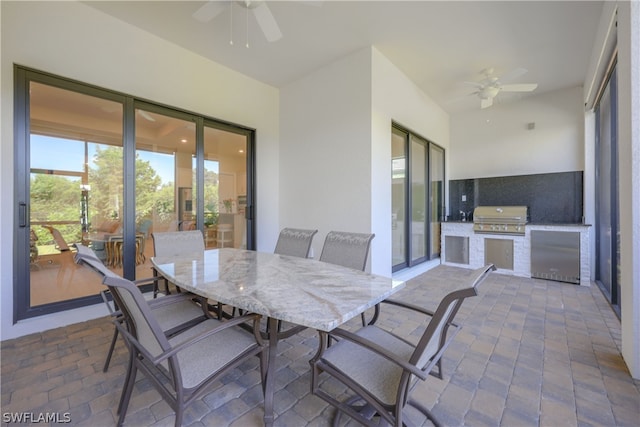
[29,82,123,306]
[430,144,445,257]
[410,136,427,262]
[392,128,407,267]
[135,109,196,279]
[203,125,247,249]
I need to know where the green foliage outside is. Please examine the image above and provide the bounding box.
[31,144,221,246]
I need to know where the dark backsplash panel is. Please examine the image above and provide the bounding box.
[449,171,583,223]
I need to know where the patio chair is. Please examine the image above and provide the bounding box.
[319,231,375,325]
[151,230,205,297]
[73,244,210,373]
[309,264,496,427]
[319,231,375,270]
[102,273,266,427]
[43,225,71,252]
[152,230,228,319]
[274,228,318,258]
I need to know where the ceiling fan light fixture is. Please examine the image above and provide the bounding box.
[479,86,500,100]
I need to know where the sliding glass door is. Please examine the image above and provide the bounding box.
[595,63,620,315]
[26,82,124,307]
[14,66,256,320]
[203,123,251,250]
[392,124,445,272]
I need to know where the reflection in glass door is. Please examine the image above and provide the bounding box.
[134,107,196,281]
[26,81,124,310]
[15,67,256,320]
[203,124,248,250]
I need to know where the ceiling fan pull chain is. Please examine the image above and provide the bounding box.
[229,0,234,45]
[245,4,250,48]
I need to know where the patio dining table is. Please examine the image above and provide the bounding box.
[151,247,404,426]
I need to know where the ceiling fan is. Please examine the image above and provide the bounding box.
[465,68,538,109]
[193,0,283,43]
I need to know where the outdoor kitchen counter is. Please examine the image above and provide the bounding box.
[441,222,591,286]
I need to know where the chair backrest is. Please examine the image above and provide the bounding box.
[74,247,170,362]
[152,230,205,259]
[73,243,101,262]
[74,247,120,279]
[137,219,153,237]
[44,225,70,251]
[411,264,496,371]
[319,231,375,271]
[273,228,318,258]
[102,274,171,364]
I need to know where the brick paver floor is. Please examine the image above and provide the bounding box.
[2,265,639,426]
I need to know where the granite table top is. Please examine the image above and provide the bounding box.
[152,248,405,332]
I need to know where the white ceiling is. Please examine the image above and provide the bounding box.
[86,0,604,114]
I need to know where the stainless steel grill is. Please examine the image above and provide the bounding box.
[473,206,528,235]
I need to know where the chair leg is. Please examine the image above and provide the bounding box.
[408,398,442,427]
[103,326,119,372]
[174,406,183,427]
[117,360,137,426]
[117,353,134,415]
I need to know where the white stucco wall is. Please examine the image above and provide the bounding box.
[1,1,279,339]
[280,47,449,276]
[450,86,585,180]
[279,48,373,265]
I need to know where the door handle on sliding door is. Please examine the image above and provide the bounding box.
[18,202,28,227]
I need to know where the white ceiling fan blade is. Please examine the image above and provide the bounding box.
[252,3,282,42]
[501,83,538,93]
[193,1,227,23]
[499,67,528,83]
[481,97,493,109]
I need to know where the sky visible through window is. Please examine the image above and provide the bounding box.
[30,134,219,184]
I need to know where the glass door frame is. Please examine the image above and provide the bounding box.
[13,66,256,321]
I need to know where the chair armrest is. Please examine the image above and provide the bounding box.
[381,299,436,318]
[133,276,157,286]
[382,299,461,331]
[327,328,428,380]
